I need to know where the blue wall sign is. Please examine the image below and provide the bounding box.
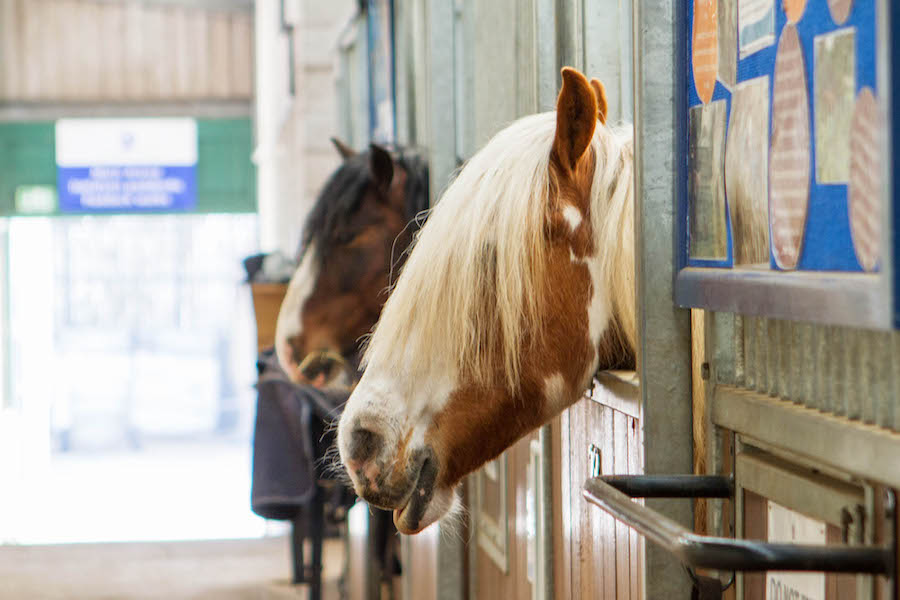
[55,119,198,213]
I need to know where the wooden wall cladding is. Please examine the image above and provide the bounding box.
[0,0,253,102]
[472,430,540,600]
[555,390,644,600]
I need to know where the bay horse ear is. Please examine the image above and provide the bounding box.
[368,143,394,193]
[330,137,356,160]
[590,78,609,124]
[553,67,598,171]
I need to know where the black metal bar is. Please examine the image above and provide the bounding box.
[291,510,305,584]
[309,488,324,600]
[601,475,733,498]
[583,476,893,574]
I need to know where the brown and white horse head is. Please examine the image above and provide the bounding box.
[338,67,636,534]
[275,141,429,390]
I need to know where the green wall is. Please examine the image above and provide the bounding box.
[0,118,256,215]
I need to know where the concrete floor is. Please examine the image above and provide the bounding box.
[2,438,270,545]
[0,536,344,600]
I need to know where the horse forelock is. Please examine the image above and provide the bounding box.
[299,153,372,263]
[363,112,635,395]
[395,149,430,225]
[298,147,431,266]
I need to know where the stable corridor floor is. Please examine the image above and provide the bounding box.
[0,536,344,599]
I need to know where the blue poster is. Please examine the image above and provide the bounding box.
[686,0,880,272]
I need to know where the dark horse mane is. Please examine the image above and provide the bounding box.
[298,146,430,264]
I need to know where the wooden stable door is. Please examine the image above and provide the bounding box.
[469,373,644,600]
[554,374,644,600]
[470,430,542,600]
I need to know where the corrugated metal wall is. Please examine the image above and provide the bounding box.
[721,316,899,431]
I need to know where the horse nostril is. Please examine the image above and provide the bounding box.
[348,427,384,464]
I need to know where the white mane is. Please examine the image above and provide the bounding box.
[363,111,635,390]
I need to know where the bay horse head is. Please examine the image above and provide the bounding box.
[337,68,636,534]
[274,141,429,390]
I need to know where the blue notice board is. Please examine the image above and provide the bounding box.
[675,0,897,329]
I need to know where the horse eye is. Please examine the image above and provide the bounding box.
[335,231,356,245]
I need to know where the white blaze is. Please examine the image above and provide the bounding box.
[274,245,320,373]
[569,247,613,386]
[561,204,583,232]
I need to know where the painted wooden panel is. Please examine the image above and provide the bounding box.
[123,1,146,99]
[473,431,540,600]
[552,414,573,600]
[98,2,127,99]
[471,381,643,600]
[144,6,168,100]
[187,7,213,98]
[0,0,253,103]
[0,0,24,99]
[230,13,255,98]
[556,389,643,600]
[20,0,43,100]
[208,11,233,98]
[172,7,192,98]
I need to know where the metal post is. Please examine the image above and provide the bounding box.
[426,2,466,599]
[291,510,305,584]
[310,489,324,600]
[633,0,695,596]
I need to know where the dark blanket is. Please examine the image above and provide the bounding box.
[250,348,351,520]
[251,348,402,579]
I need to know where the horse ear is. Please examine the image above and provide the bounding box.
[553,67,598,171]
[330,137,356,160]
[368,143,394,192]
[590,78,609,124]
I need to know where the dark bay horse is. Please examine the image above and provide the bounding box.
[337,68,636,534]
[274,140,429,390]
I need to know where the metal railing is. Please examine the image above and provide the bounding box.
[583,475,893,574]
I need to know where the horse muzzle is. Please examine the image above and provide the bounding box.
[283,347,357,391]
[341,424,439,525]
[297,349,347,383]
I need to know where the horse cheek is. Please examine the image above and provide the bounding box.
[337,251,369,292]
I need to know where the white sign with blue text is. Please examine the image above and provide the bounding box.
[766,501,825,600]
[55,118,197,213]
